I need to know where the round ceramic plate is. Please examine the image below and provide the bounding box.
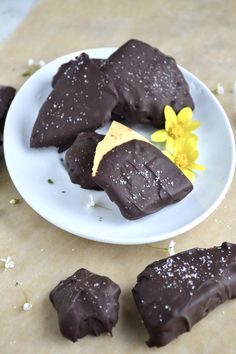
[4,48,236,244]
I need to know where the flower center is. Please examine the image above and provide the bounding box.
[175,153,188,169]
[168,124,184,139]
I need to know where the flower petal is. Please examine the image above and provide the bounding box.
[181,168,195,182]
[190,133,198,141]
[166,137,175,152]
[185,121,201,131]
[184,137,198,153]
[165,105,177,130]
[177,107,192,124]
[188,149,199,162]
[182,133,198,143]
[151,130,167,142]
[173,139,185,156]
[162,150,174,162]
[189,162,206,171]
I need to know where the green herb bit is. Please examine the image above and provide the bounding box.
[22,64,41,77]
[9,198,21,205]
[47,179,54,184]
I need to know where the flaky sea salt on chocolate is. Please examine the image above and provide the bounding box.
[30,53,118,152]
[101,39,194,128]
[132,242,236,347]
[92,121,192,220]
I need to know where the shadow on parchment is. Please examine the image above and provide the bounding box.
[119,287,148,346]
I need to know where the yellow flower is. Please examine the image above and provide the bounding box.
[163,137,205,182]
[151,106,200,150]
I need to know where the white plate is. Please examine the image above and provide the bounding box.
[4,48,236,244]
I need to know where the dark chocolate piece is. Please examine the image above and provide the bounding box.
[92,58,106,67]
[30,53,117,152]
[132,242,236,347]
[65,131,104,190]
[51,61,72,88]
[49,268,121,342]
[101,39,194,128]
[0,85,16,156]
[93,139,193,220]
[52,58,105,88]
[0,85,16,121]
[0,132,3,157]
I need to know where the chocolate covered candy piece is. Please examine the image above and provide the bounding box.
[30,53,118,152]
[101,39,194,128]
[92,58,106,67]
[51,61,72,88]
[92,121,192,220]
[0,131,3,156]
[0,85,16,121]
[0,132,3,156]
[52,58,105,88]
[49,268,121,342]
[132,242,236,347]
[65,131,104,190]
[0,85,16,156]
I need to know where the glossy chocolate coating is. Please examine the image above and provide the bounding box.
[93,139,193,220]
[0,85,16,156]
[50,268,121,342]
[132,242,236,347]
[101,39,194,128]
[51,61,72,88]
[0,85,16,121]
[65,131,104,190]
[30,53,118,152]
[0,132,2,156]
[52,58,105,88]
